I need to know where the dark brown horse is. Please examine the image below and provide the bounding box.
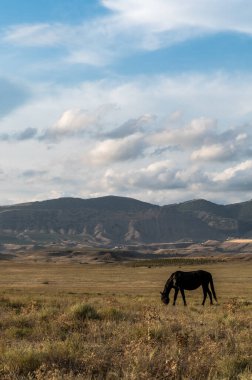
[160,270,217,306]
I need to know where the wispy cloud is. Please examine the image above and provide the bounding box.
[1,21,115,67]
[2,23,67,47]
[103,0,252,49]
[3,0,252,69]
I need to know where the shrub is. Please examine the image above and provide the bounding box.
[70,303,100,321]
[102,307,126,321]
[6,326,32,339]
[218,356,252,380]
[1,348,46,376]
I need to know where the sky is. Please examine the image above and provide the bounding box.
[1,0,252,206]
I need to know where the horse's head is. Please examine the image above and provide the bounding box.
[160,291,170,305]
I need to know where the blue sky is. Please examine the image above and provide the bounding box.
[1,0,252,205]
[0,0,106,25]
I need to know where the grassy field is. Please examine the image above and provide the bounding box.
[0,260,251,379]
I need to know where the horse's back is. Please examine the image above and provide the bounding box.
[176,270,212,279]
[174,270,212,290]
[197,270,213,280]
[175,270,211,275]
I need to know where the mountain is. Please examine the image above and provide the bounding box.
[0,195,252,246]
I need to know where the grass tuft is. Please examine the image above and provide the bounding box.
[70,303,100,321]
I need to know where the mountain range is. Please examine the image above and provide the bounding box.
[0,196,252,246]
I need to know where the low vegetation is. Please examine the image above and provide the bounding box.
[127,257,226,267]
[0,261,251,379]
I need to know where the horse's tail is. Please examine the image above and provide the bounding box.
[209,275,217,302]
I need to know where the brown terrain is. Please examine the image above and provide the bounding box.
[1,196,252,263]
[1,239,252,264]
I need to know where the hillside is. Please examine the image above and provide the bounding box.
[0,196,252,246]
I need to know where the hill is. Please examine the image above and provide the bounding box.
[0,196,252,247]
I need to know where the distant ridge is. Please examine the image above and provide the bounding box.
[0,196,252,246]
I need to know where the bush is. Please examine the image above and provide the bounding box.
[102,307,126,321]
[2,348,46,376]
[70,303,100,321]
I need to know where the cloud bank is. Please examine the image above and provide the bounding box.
[1,1,252,205]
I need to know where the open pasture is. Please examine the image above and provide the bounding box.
[0,261,251,379]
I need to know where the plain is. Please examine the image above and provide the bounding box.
[0,260,251,379]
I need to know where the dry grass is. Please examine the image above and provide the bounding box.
[0,261,251,379]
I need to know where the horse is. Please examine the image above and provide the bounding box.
[160,270,217,306]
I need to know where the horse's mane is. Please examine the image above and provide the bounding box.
[164,272,175,291]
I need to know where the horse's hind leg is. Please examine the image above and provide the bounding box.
[202,286,207,306]
[207,286,213,305]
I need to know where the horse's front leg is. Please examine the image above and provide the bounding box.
[180,288,187,306]
[173,288,179,305]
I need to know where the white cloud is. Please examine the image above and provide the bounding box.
[88,133,146,164]
[190,125,252,162]
[2,2,252,206]
[4,72,252,147]
[103,0,252,50]
[43,108,98,139]
[133,164,186,190]
[38,104,118,141]
[99,161,211,202]
[191,143,234,161]
[1,72,252,204]
[212,160,252,182]
[236,133,247,142]
[106,114,155,139]
[66,50,112,67]
[2,23,67,47]
[151,117,216,148]
[55,109,93,131]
